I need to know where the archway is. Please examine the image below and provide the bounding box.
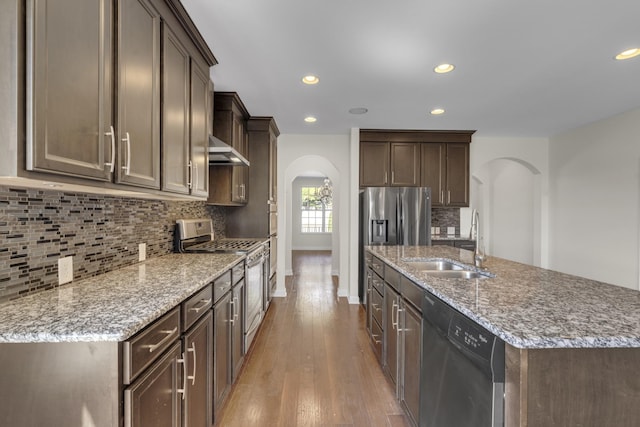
[274,155,348,298]
[472,157,543,266]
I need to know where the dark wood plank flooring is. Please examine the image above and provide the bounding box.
[214,250,410,427]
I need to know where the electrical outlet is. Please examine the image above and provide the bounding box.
[138,243,146,262]
[447,227,456,235]
[434,227,440,235]
[58,256,73,285]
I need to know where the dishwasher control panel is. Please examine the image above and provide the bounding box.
[448,314,495,361]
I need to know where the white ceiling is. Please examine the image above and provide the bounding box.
[182,0,640,138]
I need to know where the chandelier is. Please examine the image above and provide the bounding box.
[318,178,332,205]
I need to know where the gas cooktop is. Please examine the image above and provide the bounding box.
[175,219,264,254]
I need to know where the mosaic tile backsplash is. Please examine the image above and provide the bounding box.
[431,208,461,236]
[0,186,225,302]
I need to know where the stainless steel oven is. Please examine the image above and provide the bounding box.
[244,247,264,351]
[175,218,267,353]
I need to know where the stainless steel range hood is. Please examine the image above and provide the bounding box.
[208,135,250,166]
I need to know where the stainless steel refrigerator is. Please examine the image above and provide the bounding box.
[359,187,432,301]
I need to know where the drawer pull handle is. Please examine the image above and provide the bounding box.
[371,303,381,312]
[371,334,382,345]
[189,298,212,313]
[144,327,177,353]
[187,342,197,386]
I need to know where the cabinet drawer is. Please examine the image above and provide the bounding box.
[371,256,384,277]
[123,307,180,384]
[401,276,423,314]
[232,261,245,285]
[371,316,383,363]
[213,270,232,303]
[371,272,385,295]
[371,287,384,328]
[182,285,213,331]
[365,251,373,265]
[385,265,401,292]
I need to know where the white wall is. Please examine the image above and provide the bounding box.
[275,133,351,298]
[291,177,332,250]
[549,108,640,290]
[467,136,549,267]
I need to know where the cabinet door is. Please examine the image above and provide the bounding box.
[161,25,190,194]
[231,280,245,382]
[117,0,161,189]
[401,302,422,426]
[26,0,113,181]
[183,312,213,427]
[124,342,182,427]
[445,143,470,206]
[213,293,231,412]
[420,143,445,206]
[360,141,389,187]
[190,62,211,198]
[390,143,420,186]
[384,284,400,385]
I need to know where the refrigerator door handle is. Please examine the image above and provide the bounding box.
[396,192,403,245]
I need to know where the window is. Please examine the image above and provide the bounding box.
[301,186,332,233]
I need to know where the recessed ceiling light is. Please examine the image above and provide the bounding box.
[434,63,455,74]
[430,108,445,115]
[302,75,320,85]
[615,48,640,60]
[349,107,368,115]
[304,116,317,123]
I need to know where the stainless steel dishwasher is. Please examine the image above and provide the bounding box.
[419,292,505,427]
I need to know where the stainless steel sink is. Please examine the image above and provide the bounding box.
[404,260,465,271]
[402,258,493,279]
[423,270,491,279]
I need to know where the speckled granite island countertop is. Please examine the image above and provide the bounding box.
[367,245,640,349]
[0,253,242,343]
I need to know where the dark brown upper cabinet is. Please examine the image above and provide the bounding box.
[360,130,475,207]
[420,142,469,207]
[12,0,216,197]
[208,92,250,205]
[360,141,420,187]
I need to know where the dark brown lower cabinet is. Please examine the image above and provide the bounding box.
[231,278,245,382]
[384,283,400,386]
[213,291,232,414]
[124,342,183,427]
[182,312,213,427]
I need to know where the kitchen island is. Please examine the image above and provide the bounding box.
[368,245,640,427]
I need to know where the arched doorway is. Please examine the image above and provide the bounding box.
[473,157,543,266]
[275,155,347,298]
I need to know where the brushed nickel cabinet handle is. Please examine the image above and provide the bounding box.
[187,160,193,189]
[144,327,177,353]
[104,125,115,172]
[189,298,212,313]
[177,354,186,400]
[121,132,131,174]
[187,342,196,386]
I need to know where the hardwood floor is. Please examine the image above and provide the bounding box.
[214,250,411,427]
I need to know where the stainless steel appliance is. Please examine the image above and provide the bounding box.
[175,219,266,352]
[358,187,432,300]
[420,292,505,427]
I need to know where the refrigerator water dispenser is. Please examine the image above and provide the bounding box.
[371,219,388,243]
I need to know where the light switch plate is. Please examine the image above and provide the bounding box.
[58,256,73,285]
[139,243,146,262]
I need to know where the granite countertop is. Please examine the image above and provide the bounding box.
[367,245,640,349]
[0,253,243,343]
